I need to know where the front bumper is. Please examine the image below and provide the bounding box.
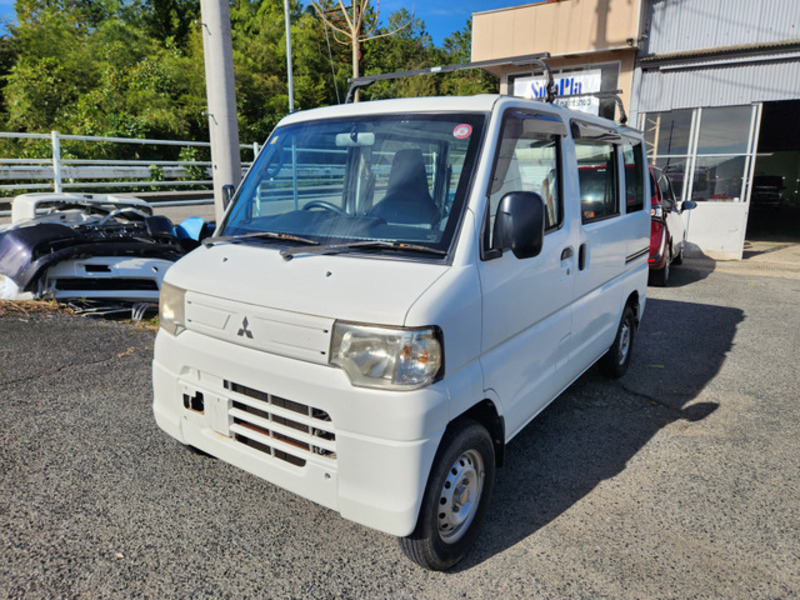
[42,256,171,302]
[152,328,449,537]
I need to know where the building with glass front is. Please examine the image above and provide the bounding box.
[473,0,800,259]
[631,0,800,258]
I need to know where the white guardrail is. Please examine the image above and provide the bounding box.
[0,131,258,214]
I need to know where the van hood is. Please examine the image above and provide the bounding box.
[166,242,449,327]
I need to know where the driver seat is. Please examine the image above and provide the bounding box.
[368,149,439,225]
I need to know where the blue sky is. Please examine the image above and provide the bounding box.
[380,1,536,46]
[0,0,12,33]
[0,1,535,45]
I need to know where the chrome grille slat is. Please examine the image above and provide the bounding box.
[228,391,325,430]
[230,423,312,455]
[224,379,337,466]
[229,408,337,454]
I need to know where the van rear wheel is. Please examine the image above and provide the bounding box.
[599,304,636,379]
[399,420,495,571]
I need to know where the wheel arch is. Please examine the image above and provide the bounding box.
[451,399,505,468]
[626,290,641,329]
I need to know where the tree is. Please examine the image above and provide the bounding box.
[309,0,414,100]
[3,0,206,158]
[359,15,495,101]
[360,9,436,100]
[0,0,492,152]
[140,0,199,47]
[436,19,497,97]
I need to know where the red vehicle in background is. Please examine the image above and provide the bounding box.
[649,166,696,286]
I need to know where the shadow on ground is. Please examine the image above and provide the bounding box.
[454,297,744,570]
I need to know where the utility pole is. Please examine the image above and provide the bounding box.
[199,0,241,221]
[284,0,294,112]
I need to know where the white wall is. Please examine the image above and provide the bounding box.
[684,201,748,261]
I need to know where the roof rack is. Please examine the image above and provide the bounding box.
[344,54,629,125]
[345,53,554,104]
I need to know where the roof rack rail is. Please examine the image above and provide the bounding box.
[555,90,628,124]
[345,53,554,104]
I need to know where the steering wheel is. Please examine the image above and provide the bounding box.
[302,200,344,213]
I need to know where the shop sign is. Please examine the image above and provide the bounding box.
[514,69,602,115]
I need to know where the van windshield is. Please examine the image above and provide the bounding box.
[220,113,485,256]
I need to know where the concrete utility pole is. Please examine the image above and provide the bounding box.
[284,0,294,112]
[199,0,241,221]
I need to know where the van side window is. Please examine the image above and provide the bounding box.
[486,112,563,249]
[576,140,619,223]
[623,141,645,213]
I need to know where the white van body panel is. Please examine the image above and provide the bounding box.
[168,243,449,329]
[477,221,577,439]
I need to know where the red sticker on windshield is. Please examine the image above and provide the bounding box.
[453,124,473,139]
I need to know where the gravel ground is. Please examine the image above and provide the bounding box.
[0,263,798,599]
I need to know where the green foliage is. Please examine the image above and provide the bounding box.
[141,0,199,47]
[178,145,209,186]
[360,16,495,101]
[0,1,497,151]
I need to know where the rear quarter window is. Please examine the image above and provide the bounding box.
[576,141,618,223]
[623,141,645,213]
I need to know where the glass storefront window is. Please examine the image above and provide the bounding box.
[644,109,693,158]
[690,156,747,202]
[654,158,688,199]
[696,106,752,155]
[644,105,757,203]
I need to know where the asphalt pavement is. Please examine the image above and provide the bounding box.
[0,261,799,599]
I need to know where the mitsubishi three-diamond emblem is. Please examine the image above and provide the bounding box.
[237,317,254,339]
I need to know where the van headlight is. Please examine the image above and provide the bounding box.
[159,281,186,336]
[330,322,444,390]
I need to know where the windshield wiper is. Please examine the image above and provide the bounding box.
[203,231,320,248]
[280,240,447,260]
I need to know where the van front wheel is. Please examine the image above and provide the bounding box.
[399,420,495,571]
[599,304,636,379]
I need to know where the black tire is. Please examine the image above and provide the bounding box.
[399,420,496,571]
[599,304,636,379]
[649,246,670,287]
[672,240,684,265]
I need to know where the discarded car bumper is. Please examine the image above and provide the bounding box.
[0,193,202,302]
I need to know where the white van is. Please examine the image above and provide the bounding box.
[153,85,650,570]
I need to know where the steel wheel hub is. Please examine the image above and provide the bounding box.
[437,449,485,543]
[618,321,631,365]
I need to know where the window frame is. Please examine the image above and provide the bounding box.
[622,138,646,214]
[572,118,622,225]
[481,108,568,260]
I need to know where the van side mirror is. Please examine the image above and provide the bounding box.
[222,184,236,210]
[681,200,697,212]
[492,191,546,259]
